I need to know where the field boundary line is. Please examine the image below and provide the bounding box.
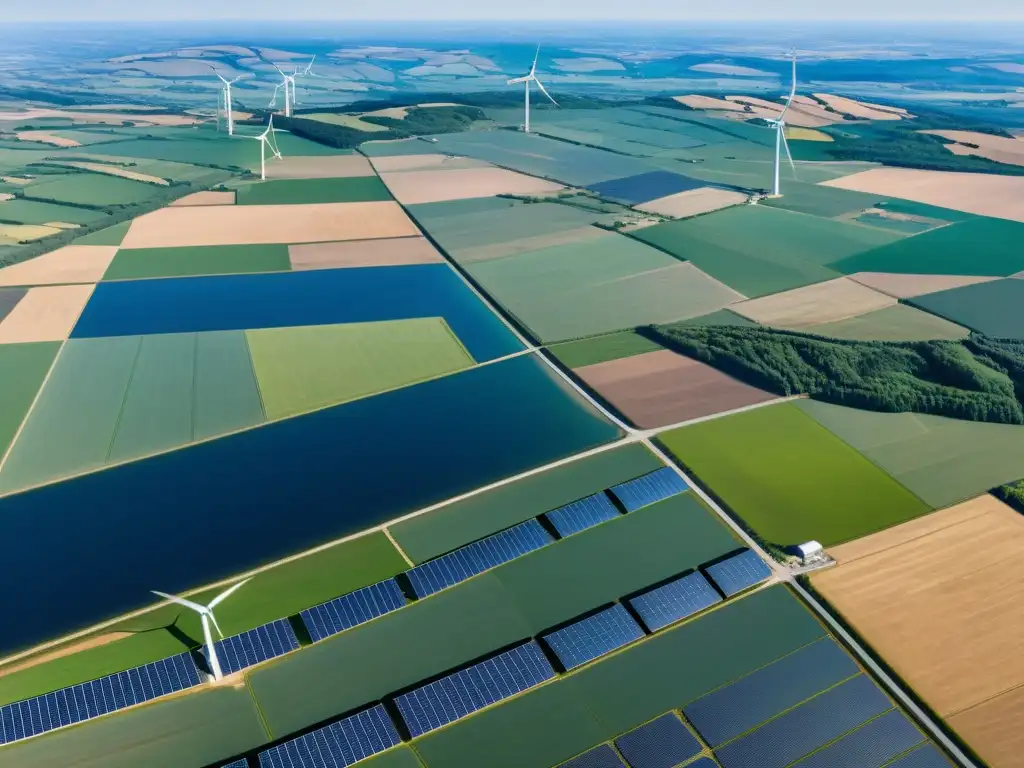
[383,528,415,568]
[945,678,1024,719]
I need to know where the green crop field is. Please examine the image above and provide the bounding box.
[103,244,292,280]
[797,399,1024,508]
[632,205,900,298]
[0,198,109,225]
[0,341,59,460]
[909,279,1024,339]
[75,220,131,245]
[249,493,736,737]
[93,132,343,170]
[760,181,892,219]
[830,218,1024,276]
[804,303,969,342]
[235,176,392,205]
[659,402,932,546]
[466,235,741,342]
[22,173,161,207]
[246,318,475,421]
[546,330,666,369]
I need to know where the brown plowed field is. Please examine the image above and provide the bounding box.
[575,349,777,428]
[169,191,236,206]
[636,187,747,219]
[288,237,443,269]
[730,277,896,329]
[848,272,999,298]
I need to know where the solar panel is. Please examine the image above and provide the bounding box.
[542,605,644,670]
[257,704,400,768]
[405,519,554,598]
[300,578,406,643]
[394,641,556,737]
[792,709,924,768]
[684,760,718,768]
[887,744,954,768]
[704,550,772,598]
[628,571,722,632]
[0,652,202,745]
[609,468,687,512]
[559,744,627,768]
[544,492,620,537]
[614,713,702,768]
[714,675,894,768]
[207,619,300,676]
[684,638,860,747]
[221,760,249,768]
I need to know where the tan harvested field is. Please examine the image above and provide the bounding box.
[823,168,1024,222]
[266,154,376,179]
[813,494,1024,728]
[0,246,117,287]
[302,113,391,133]
[814,93,908,120]
[0,284,94,343]
[786,126,833,142]
[673,95,749,112]
[849,272,999,299]
[575,349,777,428]
[948,686,1024,768]
[121,201,419,248]
[0,224,62,242]
[368,154,490,173]
[16,131,80,148]
[636,187,748,218]
[0,108,196,126]
[923,130,1024,167]
[380,167,563,205]
[724,95,840,128]
[362,107,410,119]
[170,190,236,206]
[731,277,896,328]
[65,162,169,185]
[288,237,443,270]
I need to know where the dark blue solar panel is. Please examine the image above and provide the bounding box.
[887,744,954,768]
[614,713,702,768]
[704,549,772,597]
[405,519,554,598]
[395,641,555,737]
[609,468,687,512]
[542,605,645,670]
[629,571,722,632]
[714,675,894,768]
[0,652,202,745]
[257,704,400,768]
[207,619,300,676]
[684,638,860,747]
[793,709,924,768]
[560,744,627,768]
[685,761,718,768]
[300,578,406,643]
[545,492,620,537]
[221,760,249,768]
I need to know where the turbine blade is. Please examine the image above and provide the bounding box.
[778,51,797,120]
[209,611,225,640]
[534,78,558,106]
[781,129,796,175]
[530,45,540,75]
[151,591,207,614]
[507,76,529,85]
[208,577,252,608]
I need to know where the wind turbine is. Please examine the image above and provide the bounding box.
[241,116,283,180]
[766,52,798,197]
[209,66,243,136]
[507,46,558,133]
[151,578,251,681]
[273,65,297,117]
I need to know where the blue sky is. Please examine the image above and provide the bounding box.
[8,0,1024,21]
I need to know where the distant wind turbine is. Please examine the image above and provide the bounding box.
[273,65,297,117]
[240,116,283,180]
[766,52,798,196]
[151,578,251,681]
[209,66,243,136]
[507,46,558,133]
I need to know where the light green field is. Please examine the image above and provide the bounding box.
[75,220,131,245]
[0,341,59,460]
[466,234,742,343]
[303,113,392,132]
[546,330,666,369]
[246,318,475,421]
[22,173,160,207]
[797,399,1024,509]
[104,244,292,280]
[760,181,892,219]
[659,402,932,546]
[235,176,391,205]
[804,303,969,342]
[0,198,108,225]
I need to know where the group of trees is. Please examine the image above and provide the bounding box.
[645,324,1024,426]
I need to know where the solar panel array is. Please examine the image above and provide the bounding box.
[793,709,924,768]
[300,578,406,643]
[714,675,894,768]
[684,638,860,747]
[221,760,249,768]
[704,549,772,597]
[542,604,645,671]
[608,468,687,512]
[394,641,555,737]
[628,571,722,632]
[208,618,300,677]
[614,713,702,768]
[405,519,554,598]
[888,744,954,768]
[544,492,620,537]
[257,704,400,768]
[559,744,627,768]
[0,652,201,745]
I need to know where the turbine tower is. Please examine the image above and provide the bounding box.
[151,578,251,681]
[241,116,283,180]
[209,66,243,136]
[507,46,558,133]
[767,52,798,197]
[273,65,297,117]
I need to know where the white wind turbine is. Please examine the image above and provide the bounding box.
[272,65,298,117]
[209,66,243,136]
[240,116,283,180]
[507,46,557,133]
[766,52,798,197]
[152,578,251,681]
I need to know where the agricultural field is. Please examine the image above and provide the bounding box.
[288,238,444,270]
[636,186,748,219]
[234,176,392,205]
[103,244,292,280]
[20,173,162,207]
[547,329,668,369]
[0,245,117,285]
[812,494,1024,768]
[659,402,932,547]
[380,167,563,204]
[730,277,896,330]
[909,278,1024,339]
[803,303,970,341]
